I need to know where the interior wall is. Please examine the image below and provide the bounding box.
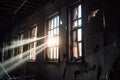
[0,0,120,80]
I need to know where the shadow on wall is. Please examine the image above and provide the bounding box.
[109,54,120,80]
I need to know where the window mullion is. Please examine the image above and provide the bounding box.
[53,18,55,59]
[76,30,79,58]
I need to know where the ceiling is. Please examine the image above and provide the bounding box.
[0,0,119,42]
[0,0,54,40]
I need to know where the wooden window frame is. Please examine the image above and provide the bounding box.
[45,14,60,62]
[29,24,37,62]
[70,3,83,62]
[18,32,24,60]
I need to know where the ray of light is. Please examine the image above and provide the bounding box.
[2,36,46,51]
[3,43,47,66]
[0,43,47,76]
[5,46,47,74]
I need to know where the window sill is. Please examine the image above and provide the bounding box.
[67,60,82,63]
[43,60,60,64]
[66,58,83,64]
[66,61,83,66]
[27,59,36,63]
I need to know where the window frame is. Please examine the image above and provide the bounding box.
[11,39,15,59]
[45,13,60,62]
[69,3,83,62]
[29,24,38,62]
[18,31,24,60]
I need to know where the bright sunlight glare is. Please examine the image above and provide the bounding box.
[47,37,59,47]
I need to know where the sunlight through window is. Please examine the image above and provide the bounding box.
[18,32,24,60]
[72,4,82,58]
[29,25,37,61]
[47,15,60,60]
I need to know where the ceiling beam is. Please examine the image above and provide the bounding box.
[13,0,28,15]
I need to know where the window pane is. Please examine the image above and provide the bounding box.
[48,31,51,37]
[48,20,51,30]
[35,27,37,36]
[56,16,59,27]
[60,20,63,25]
[78,43,82,56]
[30,42,36,60]
[74,8,78,20]
[56,37,59,46]
[51,30,53,37]
[53,37,55,46]
[30,43,34,48]
[47,48,50,58]
[77,29,82,41]
[73,31,76,44]
[51,19,53,29]
[56,27,59,35]
[78,19,82,27]
[54,28,57,35]
[73,47,78,58]
[56,47,59,59]
[20,34,24,39]
[53,38,55,46]
[54,47,56,59]
[31,28,35,37]
[54,17,57,28]
[78,5,81,18]
[73,20,77,28]
[73,31,78,58]
[19,46,23,59]
[31,27,37,38]
[50,48,53,59]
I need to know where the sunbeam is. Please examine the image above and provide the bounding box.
[4,46,47,75]
[0,43,47,76]
[2,36,46,51]
[3,42,47,66]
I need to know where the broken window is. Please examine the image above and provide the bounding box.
[18,32,24,60]
[71,4,82,59]
[46,15,60,61]
[29,25,37,61]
